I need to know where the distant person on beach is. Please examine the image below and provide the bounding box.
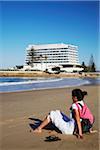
[33,89,96,139]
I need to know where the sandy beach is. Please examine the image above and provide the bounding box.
[0,85,99,150]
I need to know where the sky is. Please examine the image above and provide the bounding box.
[0,1,99,70]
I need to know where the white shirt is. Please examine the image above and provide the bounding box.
[70,100,84,119]
[72,100,84,110]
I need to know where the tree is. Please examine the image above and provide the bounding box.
[91,62,96,72]
[88,54,96,72]
[44,55,48,71]
[81,61,88,72]
[28,47,37,67]
[39,54,43,70]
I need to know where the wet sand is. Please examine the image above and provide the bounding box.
[0,85,99,150]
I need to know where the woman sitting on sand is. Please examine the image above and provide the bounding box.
[33,89,95,139]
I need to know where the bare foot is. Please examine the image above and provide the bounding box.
[33,128,42,133]
[90,130,97,133]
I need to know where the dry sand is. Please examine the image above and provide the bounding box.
[0,85,99,150]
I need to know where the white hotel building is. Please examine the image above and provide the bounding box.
[24,43,83,72]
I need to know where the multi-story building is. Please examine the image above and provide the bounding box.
[24,43,83,72]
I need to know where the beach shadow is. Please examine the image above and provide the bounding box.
[28,117,61,133]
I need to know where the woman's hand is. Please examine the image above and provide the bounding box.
[78,134,83,139]
[74,132,83,139]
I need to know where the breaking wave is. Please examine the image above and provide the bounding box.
[0,77,100,93]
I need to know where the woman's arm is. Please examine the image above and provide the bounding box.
[74,109,83,139]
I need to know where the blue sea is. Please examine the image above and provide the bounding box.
[0,77,100,93]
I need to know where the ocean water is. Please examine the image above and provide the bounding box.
[0,77,100,93]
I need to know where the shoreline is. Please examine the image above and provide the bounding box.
[0,83,100,95]
[0,76,100,94]
[0,70,100,78]
[0,85,99,150]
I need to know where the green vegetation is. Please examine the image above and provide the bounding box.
[82,54,96,72]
